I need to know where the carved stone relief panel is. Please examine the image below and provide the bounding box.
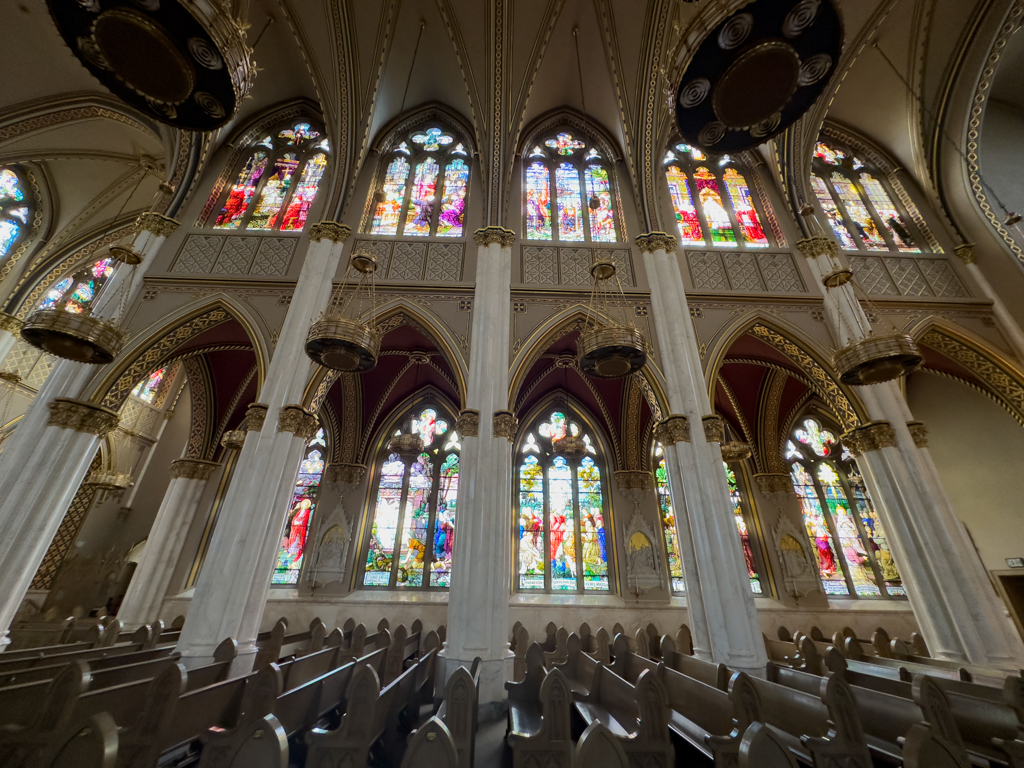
[171,234,297,276]
[519,246,636,287]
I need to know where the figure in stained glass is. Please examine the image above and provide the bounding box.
[132,368,167,403]
[655,454,685,592]
[38,258,115,314]
[273,429,326,584]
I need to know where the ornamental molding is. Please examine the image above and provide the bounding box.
[47,398,119,436]
[220,429,246,450]
[0,312,23,334]
[457,409,480,437]
[654,414,690,444]
[324,462,366,486]
[907,421,929,448]
[623,510,663,595]
[953,243,976,265]
[702,415,725,443]
[135,212,180,238]
[795,236,838,261]
[245,403,268,431]
[614,470,653,494]
[277,404,319,440]
[309,221,352,243]
[635,232,677,254]
[474,227,516,248]
[841,421,897,457]
[170,458,219,480]
[493,410,518,441]
[754,472,794,495]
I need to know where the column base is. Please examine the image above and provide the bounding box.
[440,649,514,722]
[178,640,257,678]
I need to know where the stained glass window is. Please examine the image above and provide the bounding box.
[38,258,115,314]
[211,121,328,231]
[811,175,857,250]
[655,455,685,593]
[829,174,886,250]
[723,169,768,248]
[694,167,736,245]
[366,126,470,238]
[131,368,167,403]
[787,417,904,598]
[666,165,704,245]
[725,463,763,593]
[860,174,917,252]
[0,167,31,262]
[515,409,610,593]
[524,131,619,243]
[360,406,460,590]
[273,428,326,585]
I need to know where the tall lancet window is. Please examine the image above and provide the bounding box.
[516,409,611,593]
[273,427,327,585]
[663,143,771,249]
[360,406,461,589]
[0,167,32,263]
[38,258,116,315]
[523,132,620,243]
[811,140,925,253]
[212,121,329,232]
[367,126,470,238]
[787,417,904,598]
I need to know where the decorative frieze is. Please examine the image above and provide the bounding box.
[245,403,268,432]
[635,232,677,254]
[457,409,480,437]
[0,312,23,334]
[170,458,219,481]
[47,398,119,436]
[474,226,516,248]
[654,414,690,444]
[135,212,180,238]
[702,415,725,443]
[277,405,319,440]
[795,236,839,261]
[309,221,352,243]
[953,243,976,265]
[493,410,518,441]
[754,473,794,495]
[841,421,897,457]
[907,421,929,448]
[324,462,367,486]
[220,429,246,450]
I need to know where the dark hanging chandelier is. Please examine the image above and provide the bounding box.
[674,0,844,153]
[46,0,254,131]
[577,260,647,379]
[305,246,381,373]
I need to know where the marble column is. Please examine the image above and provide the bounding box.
[0,213,178,649]
[799,234,1024,669]
[638,232,767,673]
[953,244,1024,363]
[175,222,350,672]
[443,226,515,718]
[117,458,219,628]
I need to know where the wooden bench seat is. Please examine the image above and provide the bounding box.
[437,658,480,768]
[506,643,573,768]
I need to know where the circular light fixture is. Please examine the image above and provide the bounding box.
[109,245,144,265]
[578,326,647,379]
[833,334,923,385]
[389,433,426,463]
[21,310,125,364]
[552,433,588,460]
[305,317,381,373]
[822,267,853,288]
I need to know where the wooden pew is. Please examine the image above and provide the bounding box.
[437,658,481,768]
[575,721,630,767]
[506,643,573,768]
[400,716,459,768]
[657,635,730,691]
[0,641,171,677]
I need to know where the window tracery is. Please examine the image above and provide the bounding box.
[360,407,460,589]
[516,409,610,592]
[273,427,327,585]
[524,131,619,243]
[213,121,329,232]
[663,144,770,249]
[787,417,904,598]
[0,167,31,263]
[811,140,922,253]
[37,258,116,314]
[368,126,470,238]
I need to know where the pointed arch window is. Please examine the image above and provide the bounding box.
[360,406,461,589]
[516,409,611,592]
[273,427,327,585]
[131,368,168,403]
[212,121,329,232]
[0,167,32,263]
[787,417,905,597]
[663,144,771,249]
[524,132,620,243]
[37,257,116,314]
[368,126,470,238]
[812,140,923,253]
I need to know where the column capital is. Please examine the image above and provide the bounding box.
[635,232,677,254]
[309,221,352,243]
[492,410,518,441]
[456,409,480,437]
[753,473,794,495]
[795,235,839,260]
[135,212,180,237]
[613,470,652,494]
[220,429,246,450]
[277,404,318,440]
[841,420,897,457]
[170,458,219,480]
[907,420,929,448]
[324,462,366,485]
[702,415,725,443]
[245,403,268,431]
[654,414,690,444]
[473,227,516,248]
[46,398,119,436]
[0,312,23,335]
[954,243,976,264]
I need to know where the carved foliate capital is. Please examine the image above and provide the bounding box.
[702,415,725,443]
[220,429,246,450]
[493,410,518,441]
[277,405,318,440]
[170,458,219,480]
[47,398,119,436]
[907,420,929,448]
[135,212,180,238]
[954,243,976,265]
[654,414,690,444]
[456,409,480,437]
[0,312,23,335]
[324,462,366,485]
[841,421,897,457]
[796,236,839,261]
[754,473,794,495]
[474,227,516,248]
[309,221,352,243]
[245,403,268,432]
[635,232,677,254]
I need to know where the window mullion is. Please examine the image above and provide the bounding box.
[826,172,864,252]
[397,154,417,238]
[812,466,855,596]
[718,169,745,250]
[578,165,591,244]
[422,455,443,590]
[842,474,889,597]
[390,463,413,588]
[430,161,445,237]
[543,457,552,592]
